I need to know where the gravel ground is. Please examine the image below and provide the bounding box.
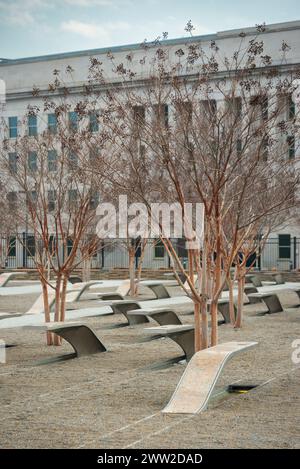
[0,283,299,449]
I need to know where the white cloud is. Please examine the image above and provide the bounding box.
[62,0,132,6]
[61,19,131,41]
[0,0,52,26]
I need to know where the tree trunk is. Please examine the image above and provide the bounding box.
[200,242,208,349]
[53,274,62,346]
[188,250,201,352]
[128,247,136,297]
[227,275,236,324]
[235,274,245,328]
[59,274,69,323]
[82,256,91,282]
[41,279,53,345]
[134,240,146,296]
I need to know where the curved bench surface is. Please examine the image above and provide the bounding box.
[162,341,258,414]
[145,324,195,360]
[0,272,28,287]
[47,322,107,357]
[127,308,182,326]
[66,281,105,303]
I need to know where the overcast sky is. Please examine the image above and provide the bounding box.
[0,0,299,59]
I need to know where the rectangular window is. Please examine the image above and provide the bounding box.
[89,112,99,132]
[48,114,57,134]
[154,239,165,258]
[28,115,37,137]
[48,190,56,212]
[133,106,145,129]
[67,238,73,256]
[48,235,56,255]
[9,116,18,138]
[278,234,291,259]
[27,191,37,209]
[237,139,242,155]
[287,135,295,159]
[68,189,78,206]
[7,192,17,210]
[69,111,78,131]
[68,151,78,168]
[154,104,168,128]
[8,236,16,257]
[261,96,268,121]
[48,150,57,171]
[27,235,36,258]
[8,152,17,173]
[28,151,37,171]
[288,95,295,120]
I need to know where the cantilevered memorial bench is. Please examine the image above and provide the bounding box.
[207,298,237,324]
[140,281,174,299]
[97,280,176,302]
[145,324,195,360]
[38,322,107,357]
[0,271,28,287]
[162,341,258,414]
[247,291,284,313]
[127,307,182,326]
[66,280,105,303]
[109,297,195,326]
[110,296,234,326]
[0,289,57,320]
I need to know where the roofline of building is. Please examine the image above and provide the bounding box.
[1,19,300,67]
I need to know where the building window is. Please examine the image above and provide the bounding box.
[8,152,17,173]
[68,151,78,169]
[27,235,36,257]
[237,139,242,155]
[48,114,57,134]
[8,236,16,257]
[28,115,37,137]
[48,235,56,255]
[278,234,291,259]
[7,192,17,210]
[68,189,78,207]
[48,190,56,212]
[8,116,18,138]
[133,106,145,129]
[67,238,73,256]
[28,151,37,172]
[48,150,57,171]
[27,191,37,210]
[89,112,99,132]
[287,136,295,159]
[69,111,78,131]
[154,239,165,258]
[154,104,168,128]
[288,95,295,120]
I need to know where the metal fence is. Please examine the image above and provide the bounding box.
[0,234,300,271]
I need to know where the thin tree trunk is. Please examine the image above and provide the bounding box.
[134,240,147,296]
[82,256,91,282]
[235,273,245,328]
[227,275,235,324]
[41,278,53,345]
[199,241,208,350]
[188,250,201,352]
[128,247,135,297]
[53,274,62,346]
[59,274,69,323]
